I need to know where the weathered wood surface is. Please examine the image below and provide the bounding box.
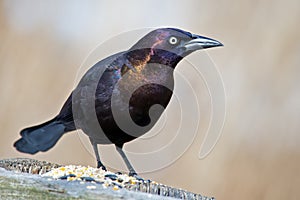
[0,158,215,200]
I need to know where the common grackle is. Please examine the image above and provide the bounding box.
[14,28,223,176]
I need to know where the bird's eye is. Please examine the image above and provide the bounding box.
[169,36,178,45]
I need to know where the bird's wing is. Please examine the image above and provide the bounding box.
[71,51,128,119]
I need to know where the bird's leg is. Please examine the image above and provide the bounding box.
[90,139,106,171]
[115,145,136,175]
[115,144,143,180]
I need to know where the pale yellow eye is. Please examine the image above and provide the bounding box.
[169,36,178,45]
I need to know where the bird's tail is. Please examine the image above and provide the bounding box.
[14,117,66,154]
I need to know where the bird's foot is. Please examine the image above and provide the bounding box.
[96,161,107,171]
[129,172,144,181]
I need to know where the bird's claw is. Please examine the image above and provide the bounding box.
[129,172,144,181]
[97,161,107,171]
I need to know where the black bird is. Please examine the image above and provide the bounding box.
[14,28,222,176]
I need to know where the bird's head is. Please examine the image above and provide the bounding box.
[129,28,223,67]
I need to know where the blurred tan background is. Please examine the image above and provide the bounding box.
[1,0,300,199]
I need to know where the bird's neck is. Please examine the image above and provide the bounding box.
[127,48,183,69]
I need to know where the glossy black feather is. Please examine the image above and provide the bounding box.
[14,28,222,175]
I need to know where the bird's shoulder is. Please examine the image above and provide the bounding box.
[77,51,130,86]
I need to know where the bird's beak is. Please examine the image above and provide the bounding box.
[184,34,223,51]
